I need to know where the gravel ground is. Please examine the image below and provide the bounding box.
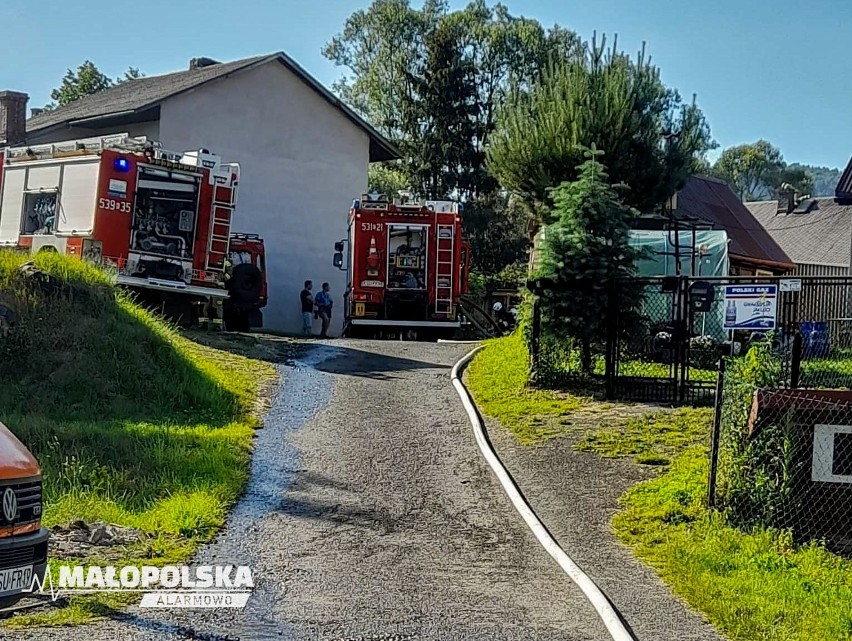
[11,339,614,641]
[480,410,728,641]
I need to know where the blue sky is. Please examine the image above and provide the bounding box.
[1,0,849,168]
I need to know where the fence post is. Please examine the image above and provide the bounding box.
[605,280,618,400]
[529,296,542,385]
[790,331,802,389]
[707,357,726,508]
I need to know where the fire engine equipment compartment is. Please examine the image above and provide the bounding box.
[127,166,200,284]
[387,225,426,290]
[385,224,430,322]
[132,167,199,259]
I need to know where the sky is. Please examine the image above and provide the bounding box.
[1,0,850,169]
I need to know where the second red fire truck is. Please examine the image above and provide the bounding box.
[334,194,470,340]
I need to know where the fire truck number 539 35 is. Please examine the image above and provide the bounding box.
[99,198,131,213]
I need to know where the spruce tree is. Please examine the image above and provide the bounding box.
[537,154,642,373]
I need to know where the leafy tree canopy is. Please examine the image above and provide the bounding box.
[328,0,575,276]
[787,163,842,198]
[49,61,144,107]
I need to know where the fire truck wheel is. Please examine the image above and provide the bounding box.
[228,264,263,302]
[224,306,250,332]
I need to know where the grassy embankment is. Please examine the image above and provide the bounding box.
[468,334,852,641]
[0,251,276,625]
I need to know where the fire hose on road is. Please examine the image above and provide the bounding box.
[451,346,638,641]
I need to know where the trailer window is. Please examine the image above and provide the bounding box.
[23,192,58,235]
[387,225,426,290]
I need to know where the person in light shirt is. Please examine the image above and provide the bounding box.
[314,282,334,339]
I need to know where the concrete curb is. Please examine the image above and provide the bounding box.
[450,346,638,641]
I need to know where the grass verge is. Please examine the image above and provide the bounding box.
[466,333,586,445]
[0,251,277,626]
[614,447,852,641]
[576,407,712,466]
[470,333,852,641]
[576,397,852,640]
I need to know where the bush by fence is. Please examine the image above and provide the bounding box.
[712,336,852,548]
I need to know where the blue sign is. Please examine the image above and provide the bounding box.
[724,285,777,330]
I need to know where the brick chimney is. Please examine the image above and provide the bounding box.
[189,57,220,70]
[0,91,28,145]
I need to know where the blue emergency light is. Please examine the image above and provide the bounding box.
[114,157,130,172]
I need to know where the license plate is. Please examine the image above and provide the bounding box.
[0,565,33,596]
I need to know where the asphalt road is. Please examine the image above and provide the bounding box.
[13,339,613,640]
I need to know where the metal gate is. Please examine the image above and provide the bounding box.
[605,275,852,405]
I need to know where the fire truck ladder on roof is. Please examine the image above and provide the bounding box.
[435,223,455,314]
[206,173,237,270]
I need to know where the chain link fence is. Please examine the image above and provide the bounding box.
[710,339,852,549]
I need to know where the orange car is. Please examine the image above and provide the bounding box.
[0,422,48,608]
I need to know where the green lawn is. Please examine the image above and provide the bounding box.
[614,360,717,383]
[0,252,277,625]
[614,448,852,641]
[576,407,712,466]
[469,334,852,641]
[466,333,587,445]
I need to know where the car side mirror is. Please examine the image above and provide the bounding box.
[333,252,344,269]
[334,241,345,252]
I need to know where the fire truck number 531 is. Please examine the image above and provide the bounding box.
[361,222,382,232]
[99,198,131,213]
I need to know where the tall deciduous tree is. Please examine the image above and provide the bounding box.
[537,155,642,372]
[710,141,818,201]
[323,0,447,144]
[326,0,578,200]
[49,61,144,107]
[711,140,786,201]
[487,35,713,235]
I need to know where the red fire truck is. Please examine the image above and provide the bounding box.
[334,194,470,339]
[0,134,264,328]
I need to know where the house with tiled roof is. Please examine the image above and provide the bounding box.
[745,162,852,278]
[638,174,795,275]
[0,53,400,334]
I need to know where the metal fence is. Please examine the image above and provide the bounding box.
[604,275,852,405]
[709,347,852,550]
[528,274,852,406]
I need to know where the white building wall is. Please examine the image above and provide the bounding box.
[159,61,368,334]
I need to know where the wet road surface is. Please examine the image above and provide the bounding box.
[15,340,613,640]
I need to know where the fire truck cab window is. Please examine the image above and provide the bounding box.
[387,225,426,290]
[132,167,200,259]
[23,192,58,235]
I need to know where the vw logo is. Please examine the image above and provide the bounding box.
[2,488,16,523]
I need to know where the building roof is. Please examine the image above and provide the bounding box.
[673,175,795,270]
[26,53,401,162]
[836,156,852,200]
[745,198,852,268]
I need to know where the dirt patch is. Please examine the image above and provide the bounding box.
[50,521,148,561]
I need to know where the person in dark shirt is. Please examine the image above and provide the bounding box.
[300,280,314,336]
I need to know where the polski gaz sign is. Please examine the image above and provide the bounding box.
[724,284,777,330]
